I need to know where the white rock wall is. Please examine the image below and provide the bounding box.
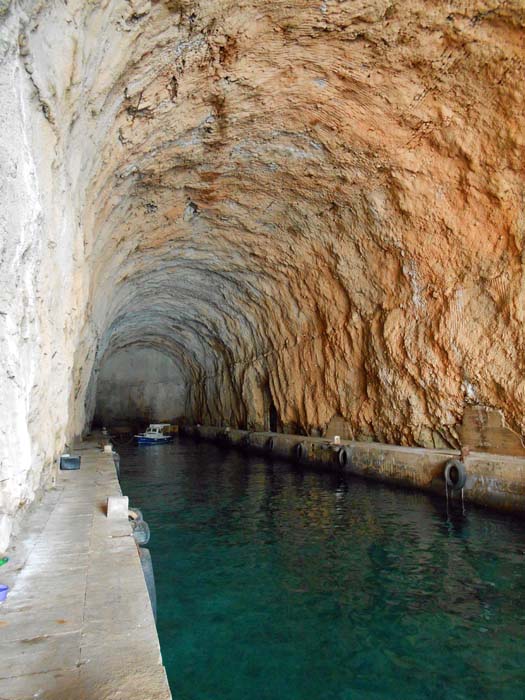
[0,1,90,551]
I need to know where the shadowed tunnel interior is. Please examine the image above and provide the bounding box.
[1,0,524,546]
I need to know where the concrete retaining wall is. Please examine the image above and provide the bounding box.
[182,426,525,515]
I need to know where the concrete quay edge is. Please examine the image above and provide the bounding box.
[184,426,525,515]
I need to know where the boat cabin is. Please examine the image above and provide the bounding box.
[145,424,171,435]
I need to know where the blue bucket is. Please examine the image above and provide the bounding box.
[0,584,9,602]
[60,455,81,470]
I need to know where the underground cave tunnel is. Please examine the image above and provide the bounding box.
[3,0,525,510]
[93,345,191,427]
[1,0,525,698]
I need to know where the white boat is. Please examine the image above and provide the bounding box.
[134,424,174,445]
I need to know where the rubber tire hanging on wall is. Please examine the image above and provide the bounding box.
[338,446,352,468]
[444,459,467,491]
[112,450,120,477]
[131,518,151,546]
[294,442,308,462]
[138,547,157,621]
[239,434,251,449]
[129,507,144,522]
[216,430,230,446]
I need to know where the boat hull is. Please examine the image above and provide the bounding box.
[135,436,174,445]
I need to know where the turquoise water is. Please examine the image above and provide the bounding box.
[119,439,525,700]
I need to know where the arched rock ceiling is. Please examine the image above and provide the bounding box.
[25,0,525,444]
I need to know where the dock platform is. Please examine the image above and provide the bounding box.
[0,439,171,700]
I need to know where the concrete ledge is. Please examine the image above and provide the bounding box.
[183,426,525,515]
[0,438,171,700]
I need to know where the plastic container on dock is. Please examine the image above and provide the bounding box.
[60,454,81,470]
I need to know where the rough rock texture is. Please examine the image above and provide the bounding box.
[0,0,524,548]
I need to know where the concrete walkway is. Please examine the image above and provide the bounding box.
[0,440,171,700]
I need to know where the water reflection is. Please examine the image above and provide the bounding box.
[120,440,525,700]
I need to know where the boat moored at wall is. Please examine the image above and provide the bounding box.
[135,424,174,445]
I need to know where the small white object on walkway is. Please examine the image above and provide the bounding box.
[107,495,129,519]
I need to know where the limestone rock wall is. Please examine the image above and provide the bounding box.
[0,0,524,548]
[0,0,91,549]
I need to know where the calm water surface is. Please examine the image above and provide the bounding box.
[119,439,525,700]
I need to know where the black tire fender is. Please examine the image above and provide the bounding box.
[338,446,352,468]
[444,459,467,491]
[138,547,157,621]
[112,451,120,477]
[295,442,308,462]
[128,507,143,522]
[132,519,151,546]
[217,430,232,445]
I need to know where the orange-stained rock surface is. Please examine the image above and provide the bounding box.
[1,0,524,547]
